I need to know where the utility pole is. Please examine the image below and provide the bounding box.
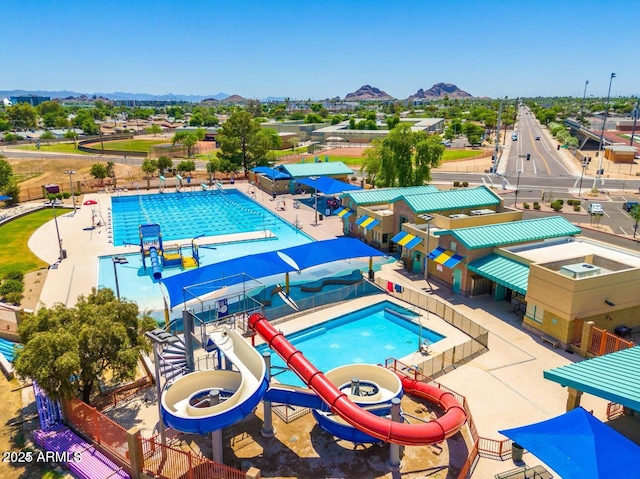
[593,73,616,190]
[493,98,504,174]
[630,98,640,147]
[579,80,589,122]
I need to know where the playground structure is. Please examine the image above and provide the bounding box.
[157,309,467,467]
[139,224,200,280]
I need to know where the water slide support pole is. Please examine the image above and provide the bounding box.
[285,273,290,295]
[182,310,195,371]
[210,390,223,463]
[387,398,401,472]
[261,352,276,438]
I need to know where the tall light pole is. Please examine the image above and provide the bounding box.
[421,214,433,283]
[579,80,589,122]
[112,256,129,299]
[578,159,588,196]
[65,170,76,212]
[593,73,616,190]
[514,164,522,207]
[309,176,319,225]
[51,201,65,261]
[630,98,640,147]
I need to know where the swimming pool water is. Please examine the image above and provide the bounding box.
[111,189,300,246]
[257,301,444,387]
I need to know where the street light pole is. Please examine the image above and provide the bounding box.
[65,170,76,212]
[578,160,588,196]
[51,202,64,261]
[309,176,319,225]
[422,215,433,283]
[112,256,129,299]
[630,98,640,147]
[579,80,589,122]
[593,73,616,190]
[514,158,522,207]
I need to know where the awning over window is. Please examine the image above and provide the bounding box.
[427,246,464,268]
[335,207,354,219]
[390,231,423,249]
[355,215,381,230]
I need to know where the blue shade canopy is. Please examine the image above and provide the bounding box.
[296,176,361,195]
[499,407,640,479]
[252,166,291,179]
[160,238,386,307]
[0,195,12,201]
[279,237,385,271]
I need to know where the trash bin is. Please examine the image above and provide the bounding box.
[186,177,191,184]
[512,442,524,462]
[325,208,331,217]
[319,213,324,221]
[614,325,632,339]
[61,249,67,259]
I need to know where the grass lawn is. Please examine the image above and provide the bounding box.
[271,146,309,157]
[0,209,54,276]
[87,139,168,152]
[17,143,92,155]
[441,150,485,161]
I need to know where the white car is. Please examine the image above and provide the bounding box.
[588,203,604,214]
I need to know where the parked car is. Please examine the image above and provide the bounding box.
[622,201,639,212]
[588,203,604,214]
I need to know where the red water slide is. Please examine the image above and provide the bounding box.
[249,313,467,446]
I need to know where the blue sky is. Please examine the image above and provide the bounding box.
[2,0,638,100]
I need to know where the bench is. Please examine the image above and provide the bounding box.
[495,465,553,479]
[540,334,560,348]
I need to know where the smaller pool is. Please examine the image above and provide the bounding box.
[0,337,19,362]
[257,301,444,387]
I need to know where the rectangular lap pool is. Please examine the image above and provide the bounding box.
[258,301,444,387]
[111,189,306,246]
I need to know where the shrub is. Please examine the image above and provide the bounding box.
[55,193,63,200]
[351,176,357,182]
[551,200,563,211]
[453,181,460,187]
[567,199,574,206]
[4,271,24,282]
[47,193,56,201]
[533,203,541,210]
[62,192,71,199]
[523,203,530,209]
[2,292,23,305]
[573,200,580,206]
[0,279,24,295]
[462,181,469,187]
[573,204,581,212]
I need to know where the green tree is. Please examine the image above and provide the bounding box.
[176,160,196,176]
[89,163,108,185]
[64,129,79,148]
[206,156,219,183]
[156,156,173,175]
[82,118,99,135]
[141,159,158,189]
[14,288,155,403]
[362,139,383,185]
[106,161,117,188]
[386,115,400,130]
[413,133,444,184]
[41,130,55,144]
[7,102,38,129]
[172,131,198,157]
[288,136,299,150]
[216,109,261,175]
[246,99,263,118]
[2,179,20,206]
[189,113,204,126]
[0,158,13,191]
[146,124,162,136]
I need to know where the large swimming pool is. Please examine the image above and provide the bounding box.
[111,189,296,246]
[257,301,444,387]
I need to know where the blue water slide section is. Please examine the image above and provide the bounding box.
[148,246,162,280]
[161,375,270,434]
[312,410,381,443]
[264,385,328,411]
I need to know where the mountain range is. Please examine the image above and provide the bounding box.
[1,83,472,103]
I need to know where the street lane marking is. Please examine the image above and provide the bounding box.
[620,227,628,235]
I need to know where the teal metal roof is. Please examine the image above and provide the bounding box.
[436,216,581,249]
[341,185,438,205]
[397,185,501,213]
[282,161,353,178]
[468,254,529,295]
[544,346,640,411]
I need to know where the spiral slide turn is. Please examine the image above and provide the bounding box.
[249,313,467,446]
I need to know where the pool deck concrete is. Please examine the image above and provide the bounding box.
[21,180,628,478]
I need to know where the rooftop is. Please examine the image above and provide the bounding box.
[341,185,439,205]
[282,161,353,178]
[396,185,501,213]
[436,216,581,250]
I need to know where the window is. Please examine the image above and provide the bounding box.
[526,303,543,324]
[450,241,457,252]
